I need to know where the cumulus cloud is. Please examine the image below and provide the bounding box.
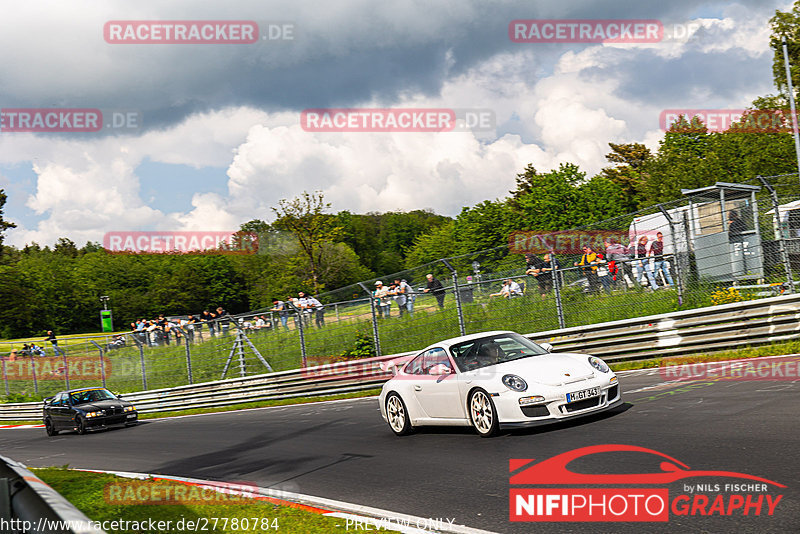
[0,0,793,247]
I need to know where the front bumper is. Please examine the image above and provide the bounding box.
[496,381,621,429]
[84,412,138,429]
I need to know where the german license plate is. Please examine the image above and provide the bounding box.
[566,387,599,403]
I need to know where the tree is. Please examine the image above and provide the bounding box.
[0,189,17,258]
[601,143,652,210]
[769,3,800,97]
[272,191,344,294]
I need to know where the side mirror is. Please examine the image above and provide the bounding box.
[428,364,452,375]
[540,342,553,352]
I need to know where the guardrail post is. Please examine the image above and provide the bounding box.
[358,283,382,357]
[441,259,466,336]
[88,340,106,388]
[758,175,795,293]
[552,255,566,329]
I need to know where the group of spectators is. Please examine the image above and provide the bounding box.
[521,233,675,296]
[271,292,324,330]
[372,278,417,317]
[4,331,64,360]
[130,306,233,346]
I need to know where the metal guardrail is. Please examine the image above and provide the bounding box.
[0,455,106,533]
[3,293,800,422]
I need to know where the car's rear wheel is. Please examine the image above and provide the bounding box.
[75,416,87,435]
[469,389,499,437]
[44,418,58,437]
[385,393,413,436]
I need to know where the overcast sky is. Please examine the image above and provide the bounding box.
[0,0,791,247]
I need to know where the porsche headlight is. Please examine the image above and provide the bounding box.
[502,374,528,392]
[124,406,136,412]
[588,356,610,373]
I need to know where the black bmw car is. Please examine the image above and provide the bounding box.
[43,387,138,436]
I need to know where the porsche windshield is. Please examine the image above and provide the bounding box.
[69,389,117,405]
[450,333,549,372]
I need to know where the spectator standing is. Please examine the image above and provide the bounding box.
[633,236,658,290]
[527,253,558,299]
[401,279,415,315]
[215,306,230,336]
[306,294,325,327]
[594,252,613,293]
[604,239,633,288]
[649,232,674,289]
[392,278,410,317]
[271,298,290,331]
[373,281,391,317]
[575,246,601,293]
[45,330,64,357]
[424,274,446,308]
[202,309,216,337]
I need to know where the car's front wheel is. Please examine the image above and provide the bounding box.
[469,389,499,437]
[44,418,58,437]
[75,416,87,435]
[385,393,413,436]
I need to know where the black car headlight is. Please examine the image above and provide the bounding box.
[85,411,103,418]
[502,374,528,392]
[124,406,136,412]
[588,356,610,373]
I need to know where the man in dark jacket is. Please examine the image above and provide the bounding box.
[424,274,446,308]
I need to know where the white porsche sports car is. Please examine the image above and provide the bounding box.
[378,331,621,437]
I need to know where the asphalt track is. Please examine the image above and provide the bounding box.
[1,356,799,534]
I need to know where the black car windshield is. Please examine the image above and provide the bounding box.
[69,388,117,405]
[450,333,549,372]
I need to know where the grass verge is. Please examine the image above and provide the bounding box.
[32,468,393,534]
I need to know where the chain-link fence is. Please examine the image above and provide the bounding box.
[2,174,799,400]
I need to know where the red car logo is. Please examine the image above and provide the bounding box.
[510,444,785,487]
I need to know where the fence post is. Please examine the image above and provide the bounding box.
[658,205,685,306]
[61,348,70,391]
[2,359,8,396]
[178,326,193,385]
[129,333,148,390]
[441,259,466,336]
[358,283,382,357]
[758,175,795,293]
[29,354,38,396]
[88,341,106,389]
[552,255,566,329]
[237,328,247,377]
[287,302,308,367]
